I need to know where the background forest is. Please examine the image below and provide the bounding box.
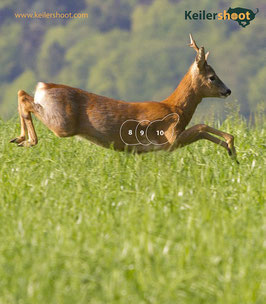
[0,0,265,120]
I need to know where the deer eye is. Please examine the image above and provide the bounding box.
[209,75,216,81]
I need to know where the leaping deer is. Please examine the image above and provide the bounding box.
[10,34,238,162]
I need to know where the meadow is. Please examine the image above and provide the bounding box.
[0,115,265,304]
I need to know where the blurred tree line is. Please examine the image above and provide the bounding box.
[0,0,265,120]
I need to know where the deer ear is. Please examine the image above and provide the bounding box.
[205,51,209,61]
[195,46,206,69]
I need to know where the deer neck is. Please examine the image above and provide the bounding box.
[163,66,202,127]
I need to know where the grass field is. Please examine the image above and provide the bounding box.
[0,115,265,304]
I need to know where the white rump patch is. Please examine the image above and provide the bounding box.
[34,82,47,105]
[36,82,46,89]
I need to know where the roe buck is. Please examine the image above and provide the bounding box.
[10,34,238,162]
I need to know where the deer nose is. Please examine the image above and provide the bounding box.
[226,89,231,96]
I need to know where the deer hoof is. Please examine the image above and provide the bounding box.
[232,155,240,164]
[226,145,239,164]
[17,140,36,147]
[229,152,240,164]
[10,136,26,144]
[232,156,240,165]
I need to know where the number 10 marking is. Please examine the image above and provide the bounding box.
[156,130,164,136]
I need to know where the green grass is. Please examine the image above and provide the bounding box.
[0,116,265,304]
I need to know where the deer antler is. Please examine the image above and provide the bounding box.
[188,34,208,68]
[189,33,199,52]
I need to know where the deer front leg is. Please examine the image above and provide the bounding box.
[197,124,237,161]
[175,125,229,151]
[10,90,38,147]
[174,124,239,163]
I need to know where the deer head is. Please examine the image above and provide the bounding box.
[189,34,231,98]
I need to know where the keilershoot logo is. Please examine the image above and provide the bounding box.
[185,7,259,28]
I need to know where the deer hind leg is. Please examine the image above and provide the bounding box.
[10,101,27,144]
[175,124,239,163]
[10,90,38,147]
